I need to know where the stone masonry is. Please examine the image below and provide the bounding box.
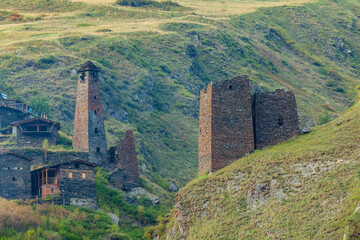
[109,130,140,191]
[73,61,107,165]
[253,89,299,149]
[199,76,299,174]
[199,76,255,174]
[58,161,97,208]
[0,152,32,200]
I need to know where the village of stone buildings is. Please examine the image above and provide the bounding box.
[0,61,299,209]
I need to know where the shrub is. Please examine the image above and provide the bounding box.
[10,12,23,22]
[116,0,181,11]
[317,110,331,125]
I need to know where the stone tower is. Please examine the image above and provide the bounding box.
[73,61,107,165]
[198,76,255,174]
[109,130,140,191]
[253,89,299,149]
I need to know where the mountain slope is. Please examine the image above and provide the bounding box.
[153,91,360,239]
[0,0,359,194]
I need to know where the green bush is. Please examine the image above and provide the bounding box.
[317,110,331,125]
[116,0,181,10]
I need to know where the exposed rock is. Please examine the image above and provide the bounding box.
[301,126,312,134]
[128,187,160,205]
[168,180,179,192]
[337,120,343,126]
[108,212,120,226]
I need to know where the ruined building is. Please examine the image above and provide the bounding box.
[73,61,107,165]
[199,76,299,174]
[253,89,299,149]
[109,130,140,191]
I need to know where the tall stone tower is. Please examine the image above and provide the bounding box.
[198,76,255,174]
[73,61,107,165]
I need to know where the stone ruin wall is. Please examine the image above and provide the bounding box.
[198,83,212,174]
[253,89,299,149]
[109,130,140,191]
[199,76,299,174]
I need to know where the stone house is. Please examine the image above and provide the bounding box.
[0,151,33,200]
[31,160,97,208]
[12,118,60,148]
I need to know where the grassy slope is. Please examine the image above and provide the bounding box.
[0,197,122,239]
[157,91,360,239]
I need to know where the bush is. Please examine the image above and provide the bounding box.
[116,0,181,10]
[110,232,131,240]
[317,110,331,125]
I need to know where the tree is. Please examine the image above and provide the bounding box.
[30,95,52,119]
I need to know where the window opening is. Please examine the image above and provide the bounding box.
[228,85,232,90]
[51,188,54,194]
[94,110,97,114]
[75,163,80,168]
[94,96,97,99]
[278,116,284,126]
[80,72,86,82]
[94,128,99,134]
[96,147,100,153]
[82,172,86,179]
[12,177,16,181]
[68,172,73,178]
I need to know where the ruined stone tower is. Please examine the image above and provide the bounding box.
[198,76,255,174]
[198,76,300,174]
[109,130,140,191]
[73,61,107,165]
[253,89,299,149]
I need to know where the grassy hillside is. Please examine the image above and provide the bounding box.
[0,197,123,239]
[0,0,359,211]
[152,90,360,239]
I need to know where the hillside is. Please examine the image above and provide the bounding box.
[152,91,360,239]
[0,0,359,191]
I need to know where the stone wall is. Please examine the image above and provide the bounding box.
[73,61,107,166]
[198,83,212,174]
[0,153,31,200]
[198,76,255,174]
[109,130,140,191]
[10,148,88,166]
[16,125,59,148]
[58,162,97,208]
[253,89,299,149]
[0,107,29,130]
